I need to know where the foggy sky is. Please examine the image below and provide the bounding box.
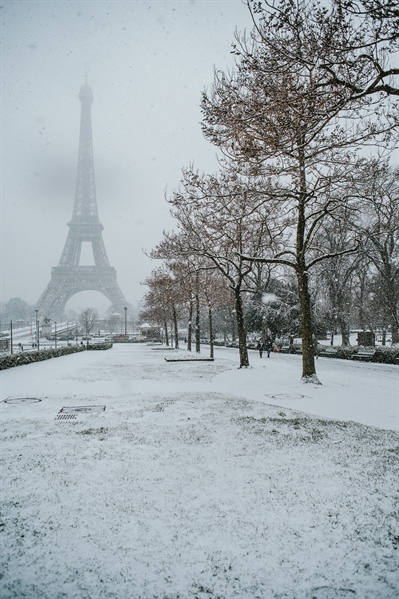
[1,0,253,314]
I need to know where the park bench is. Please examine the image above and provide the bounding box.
[352,349,376,361]
[164,356,214,362]
[280,345,290,353]
[151,346,176,351]
[319,347,339,358]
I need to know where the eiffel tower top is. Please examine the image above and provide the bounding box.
[72,77,99,223]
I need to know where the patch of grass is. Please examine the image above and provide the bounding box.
[79,427,108,436]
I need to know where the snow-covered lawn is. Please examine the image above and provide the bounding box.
[1,344,398,599]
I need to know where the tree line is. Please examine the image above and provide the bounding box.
[141,0,398,382]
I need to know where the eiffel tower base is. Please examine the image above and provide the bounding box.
[36,266,128,319]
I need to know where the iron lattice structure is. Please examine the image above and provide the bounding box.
[36,82,128,318]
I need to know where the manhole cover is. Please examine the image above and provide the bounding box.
[265,393,309,400]
[3,397,42,404]
[55,414,77,420]
[59,405,106,414]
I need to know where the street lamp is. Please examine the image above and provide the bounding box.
[10,320,13,355]
[55,321,57,349]
[35,309,39,351]
[124,307,127,337]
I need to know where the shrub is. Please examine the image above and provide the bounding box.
[0,345,85,371]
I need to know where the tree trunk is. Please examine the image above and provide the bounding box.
[195,292,201,353]
[382,328,386,346]
[296,147,320,383]
[187,297,193,351]
[297,269,319,382]
[164,319,169,347]
[208,305,214,359]
[339,316,350,346]
[234,287,249,368]
[388,296,399,344]
[173,304,179,349]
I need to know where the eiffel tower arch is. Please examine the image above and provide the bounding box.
[36,80,129,319]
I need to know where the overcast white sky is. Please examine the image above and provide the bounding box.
[1,0,253,314]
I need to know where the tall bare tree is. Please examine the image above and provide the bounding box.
[355,160,399,343]
[153,168,270,367]
[201,0,397,382]
[141,267,184,347]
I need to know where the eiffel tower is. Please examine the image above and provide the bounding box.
[36,79,128,319]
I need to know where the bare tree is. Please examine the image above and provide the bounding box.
[246,0,399,99]
[107,313,121,336]
[201,1,397,382]
[141,266,186,349]
[79,308,98,336]
[313,213,361,345]
[355,160,399,343]
[153,168,271,368]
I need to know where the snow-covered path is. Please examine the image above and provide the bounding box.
[1,344,398,598]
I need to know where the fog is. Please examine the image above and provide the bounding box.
[1,0,253,314]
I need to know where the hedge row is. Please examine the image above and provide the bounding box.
[86,342,113,351]
[214,341,399,364]
[323,345,399,364]
[0,342,113,371]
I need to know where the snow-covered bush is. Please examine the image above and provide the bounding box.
[317,345,399,364]
[0,345,85,370]
[86,342,113,350]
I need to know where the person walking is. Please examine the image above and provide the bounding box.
[257,337,265,358]
[265,336,272,358]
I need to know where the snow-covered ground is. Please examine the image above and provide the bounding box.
[1,344,398,598]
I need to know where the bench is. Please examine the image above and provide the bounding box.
[280,345,290,353]
[164,357,214,362]
[352,349,376,361]
[319,347,338,358]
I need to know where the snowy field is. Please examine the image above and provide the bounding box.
[0,344,398,599]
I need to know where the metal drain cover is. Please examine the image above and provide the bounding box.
[3,397,42,404]
[55,414,77,420]
[265,393,309,400]
[59,405,106,414]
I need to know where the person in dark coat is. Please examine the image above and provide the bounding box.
[265,336,272,358]
[257,338,265,358]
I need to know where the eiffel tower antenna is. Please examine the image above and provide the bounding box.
[36,82,129,318]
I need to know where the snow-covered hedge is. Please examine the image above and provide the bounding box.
[318,345,399,364]
[0,345,86,371]
[86,342,113,350]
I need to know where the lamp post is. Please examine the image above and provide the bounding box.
[55,321,57,349]
[124,306,127,337]
[67,322,69,346]
[10,320,13,355]
[35,309,39,351]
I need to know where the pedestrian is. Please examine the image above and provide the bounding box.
[257,337,264,358]
[265,336,272,358]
